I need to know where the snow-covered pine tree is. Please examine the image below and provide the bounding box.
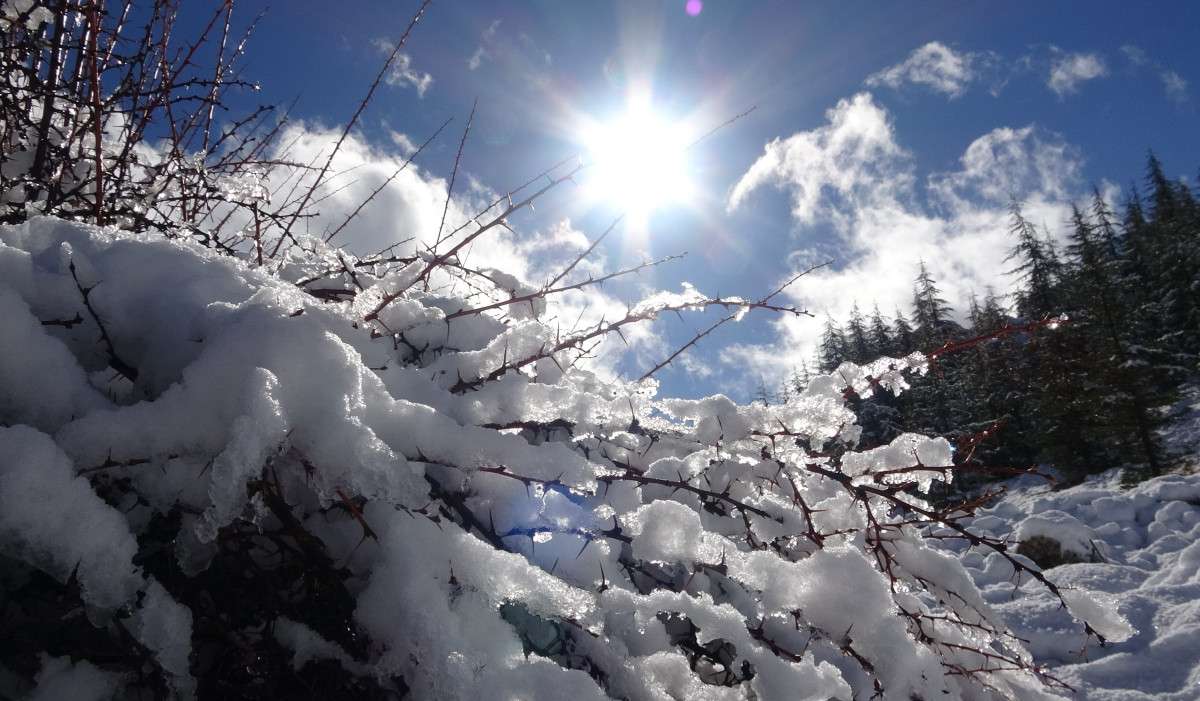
[1142,154,1200,365]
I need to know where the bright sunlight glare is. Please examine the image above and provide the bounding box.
[582,102,694,221]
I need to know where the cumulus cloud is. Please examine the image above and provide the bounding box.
[387,130,419,157]
[725,93,1086,379]
[269,124,448,252]
[865,42,978,98]
[1047,51,1107,96]
[372,40,433,97]
[727,93,910,226]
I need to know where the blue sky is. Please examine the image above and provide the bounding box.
[205,1,1198,400]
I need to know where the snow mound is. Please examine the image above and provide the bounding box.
[956,469,1200,699]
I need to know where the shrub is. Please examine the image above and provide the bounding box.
[0,2,1132,699]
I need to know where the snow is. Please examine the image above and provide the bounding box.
[953,467,1200,699]
[0,425,141,612]
[0,288,108,431]
[0,215,1194,700]
[1015,510,1101,560]
[24,655,121,701]
[273,618,365,674]
[130,580,197,699]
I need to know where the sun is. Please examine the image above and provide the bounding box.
[581,100,694,222]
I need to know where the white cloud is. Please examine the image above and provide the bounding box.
[1161,70,1188,103]
[866,42,978,98]
[1047,51,1107,96]
[725,93,1085,380]
[466,20,551,81]
[676,352,715,380]
[1120,45,1189,103]
[373,40,433,97]
[468,20,502,71]
[1120,44,1148,67]
[467,47,486,72]
[266,122,478,256]
[387,130,418,157]
[928,126,1081,206]
[727,93,909,226]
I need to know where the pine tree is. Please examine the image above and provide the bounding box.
[845,303,873,364]
[790,360,813,395]
[912,261,956,349]
[754,374,774,406]
[907,264,963,437]
[799,159,1197,487]
[1142,154,1200,360]
[1064,198,1170,477]
[891,308,916,355]
[1005,202,1062,319]
[817,317,849,373]
[869,305,894,357]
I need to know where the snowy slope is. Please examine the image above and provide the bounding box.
[950,457,1200,699]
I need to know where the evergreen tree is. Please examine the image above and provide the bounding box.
[790,360,813,395]
[1142,154,1200,360]
[891,308,916,354]
[912,261,956,349]
[1064,199,1170,478]
[799,156,1197,488]
[845,303,874,364]
[907,264,961,436]
[1005,203,1061,319]
[817,318,848,373]
[869,306,894,357]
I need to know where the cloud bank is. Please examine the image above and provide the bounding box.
[725,93,1089,378]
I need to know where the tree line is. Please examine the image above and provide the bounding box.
[786,154,1199,486]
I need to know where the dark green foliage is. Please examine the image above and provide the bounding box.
[817,317,848,373]
[846,304,874,364]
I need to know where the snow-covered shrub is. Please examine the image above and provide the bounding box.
[0,215,1134,700]
[1,2,1135,699]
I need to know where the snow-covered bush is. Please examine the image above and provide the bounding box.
[1,2,1134,699]
[0,215,1134,700]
